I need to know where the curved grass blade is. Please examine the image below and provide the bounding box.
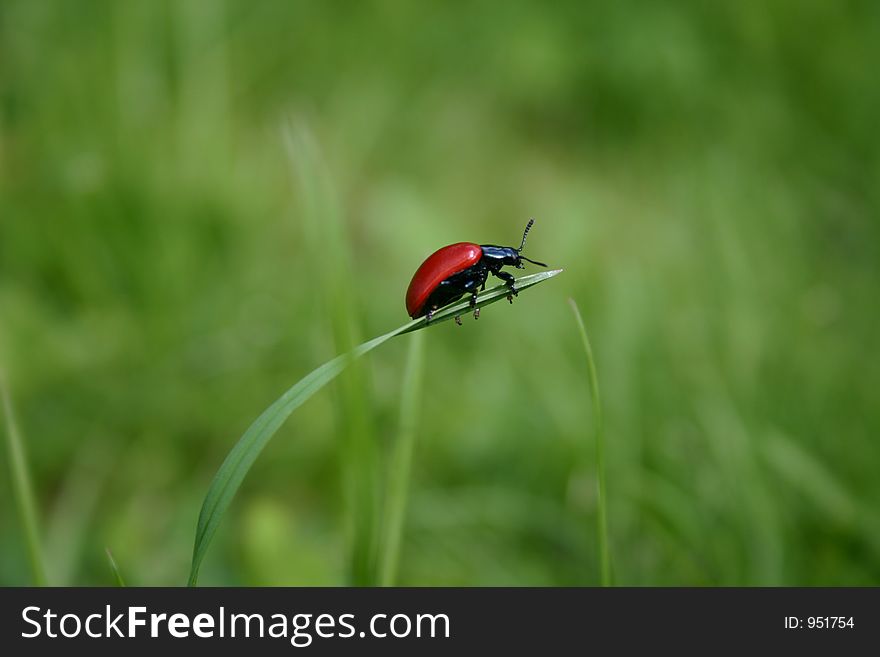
[568,298,611,586]
[105,547,126,587]
[187,269,562,585]
[187,326,406,586]
[1,370,47,586]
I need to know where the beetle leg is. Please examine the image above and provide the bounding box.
[492,269,518,302]
[470,289,480,320]
[425,309,433,324]
[454,315,462,326]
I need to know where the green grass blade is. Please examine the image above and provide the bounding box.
[187,325,404,586]
[105,547,126,587]
[568,299,611,586]
[0,370,48,586]
[187,269,562,586]
[380,330,425,586]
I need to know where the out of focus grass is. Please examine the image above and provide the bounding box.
[380,330,425,587]
[569,300,609,586]
[105,548,125,587]
[1,1,879,585]
[1,372,46,585]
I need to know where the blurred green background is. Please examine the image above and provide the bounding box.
[2,0,879,586]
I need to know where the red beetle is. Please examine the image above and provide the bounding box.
[405,219,547,324]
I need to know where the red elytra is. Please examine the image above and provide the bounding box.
[405,242,482,318]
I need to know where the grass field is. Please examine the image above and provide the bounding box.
[1,1,879,586]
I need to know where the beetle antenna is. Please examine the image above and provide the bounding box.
[518,218,536,252]
[517,219,546,266]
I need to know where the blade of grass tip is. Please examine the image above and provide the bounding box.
[568,299,611,586]
[0,370,48,586]
[105,547,126,587]
[380,329,425,586]
[187,269,562,586]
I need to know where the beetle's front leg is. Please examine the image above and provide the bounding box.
[493,269,518,303]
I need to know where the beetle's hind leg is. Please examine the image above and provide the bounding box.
[470,289,480,320]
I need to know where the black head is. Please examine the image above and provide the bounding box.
[480,219,548,268]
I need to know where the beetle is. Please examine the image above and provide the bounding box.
[405,219,547,325]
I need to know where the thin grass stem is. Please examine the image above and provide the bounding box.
[105,547,126,587]
[1,370,47,586]
[568,299,611,586]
